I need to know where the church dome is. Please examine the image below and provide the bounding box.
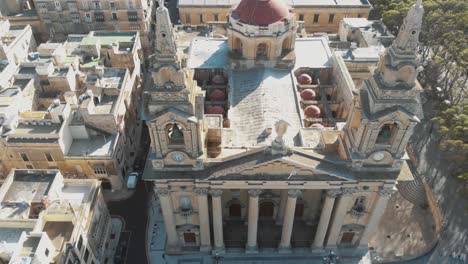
[232,0,291,26]
[208,89,226,101]
[297,74,312,85]
[304,105,321,118]
[212,75,226,85]
[300,89,316,100]
[206,106,225,115]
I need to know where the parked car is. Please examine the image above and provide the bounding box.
[127,172,139,189]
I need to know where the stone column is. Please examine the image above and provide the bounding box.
[359,188,394,247]
[312,189,341,250]
[246,189,262,253]
[326,188,357,247]
[276,190,288,225]
[209,189,224,252]
[278,190,302,253]
[195,188,211,252]
[155,188,179,251]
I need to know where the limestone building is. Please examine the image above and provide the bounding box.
[30,0,154,54]
[0,19,37,65]
[178,0,371,33]
[0,1,45,43]
[0,169,112,264]
[144,0,424,255]
[0,31,143,192]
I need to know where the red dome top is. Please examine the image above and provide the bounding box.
[300,89,316,100]
[208,89,226,101]
[304,105,321,118]
[232,0,291,26]
[297,74,312,85]
[206,106,225,115]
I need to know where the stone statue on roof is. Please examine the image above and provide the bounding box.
[266,120,292,155]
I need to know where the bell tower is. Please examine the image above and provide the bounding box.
[145,0,205,169]
[340,0,424,171]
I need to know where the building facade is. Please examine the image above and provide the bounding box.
[178,0,371,33]
[144,0,424,255]
[0,169,112,264]
[31,0,154,54]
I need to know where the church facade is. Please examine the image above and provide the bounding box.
[143,0,424,254]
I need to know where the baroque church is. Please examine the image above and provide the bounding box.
[143,0,424,254]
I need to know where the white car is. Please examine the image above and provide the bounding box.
[127,172,139,189]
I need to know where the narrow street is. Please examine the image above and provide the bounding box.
[108,122,151,264]
[109,180,150,264]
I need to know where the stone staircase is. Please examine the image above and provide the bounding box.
[396,167,429,208]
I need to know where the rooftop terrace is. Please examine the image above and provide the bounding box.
[80,32,137,48]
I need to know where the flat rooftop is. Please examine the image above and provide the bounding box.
[80,32,137,47]
[66,134,117,157]
[0,87,20,97]
[93,95,118,114]
[0,226,32,257]
[2,171,57,203]
[7,123,61,138]
[178,0,370,7]
[336,46,382,62]
[61,182,93,206]
[187,38,229,69]
[186,37,332,69]
[294,38,333,69]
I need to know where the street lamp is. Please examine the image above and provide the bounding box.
[323,250,339,264]
[212,252,224,264]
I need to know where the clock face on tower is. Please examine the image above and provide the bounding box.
[171,152,184,162]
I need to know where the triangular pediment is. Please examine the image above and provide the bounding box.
[240,158,315,176]
[209,153,351,182]
[147,108,197,128]
[373,108,420,123]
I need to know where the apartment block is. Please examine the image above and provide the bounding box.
[32,0,154,54]
[0,19,37,65]
[0,31,143,192]
[0,169,111,264]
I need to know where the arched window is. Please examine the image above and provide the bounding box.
[179,196,192,216]
[256,43,268,59]
[376,123,397,144]
[352,196,366,213]
[233,38,243,56]
[282,37,291,55]
[166,123,184,145]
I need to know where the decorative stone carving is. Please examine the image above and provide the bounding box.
[155,188,170,196]
[342,188,358,196]
[209,189,223,197]
[194,188,209,196]
[326,189,342,198]
[287,189,302,198]
[378,188,395,197]
[248,189,263,198]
